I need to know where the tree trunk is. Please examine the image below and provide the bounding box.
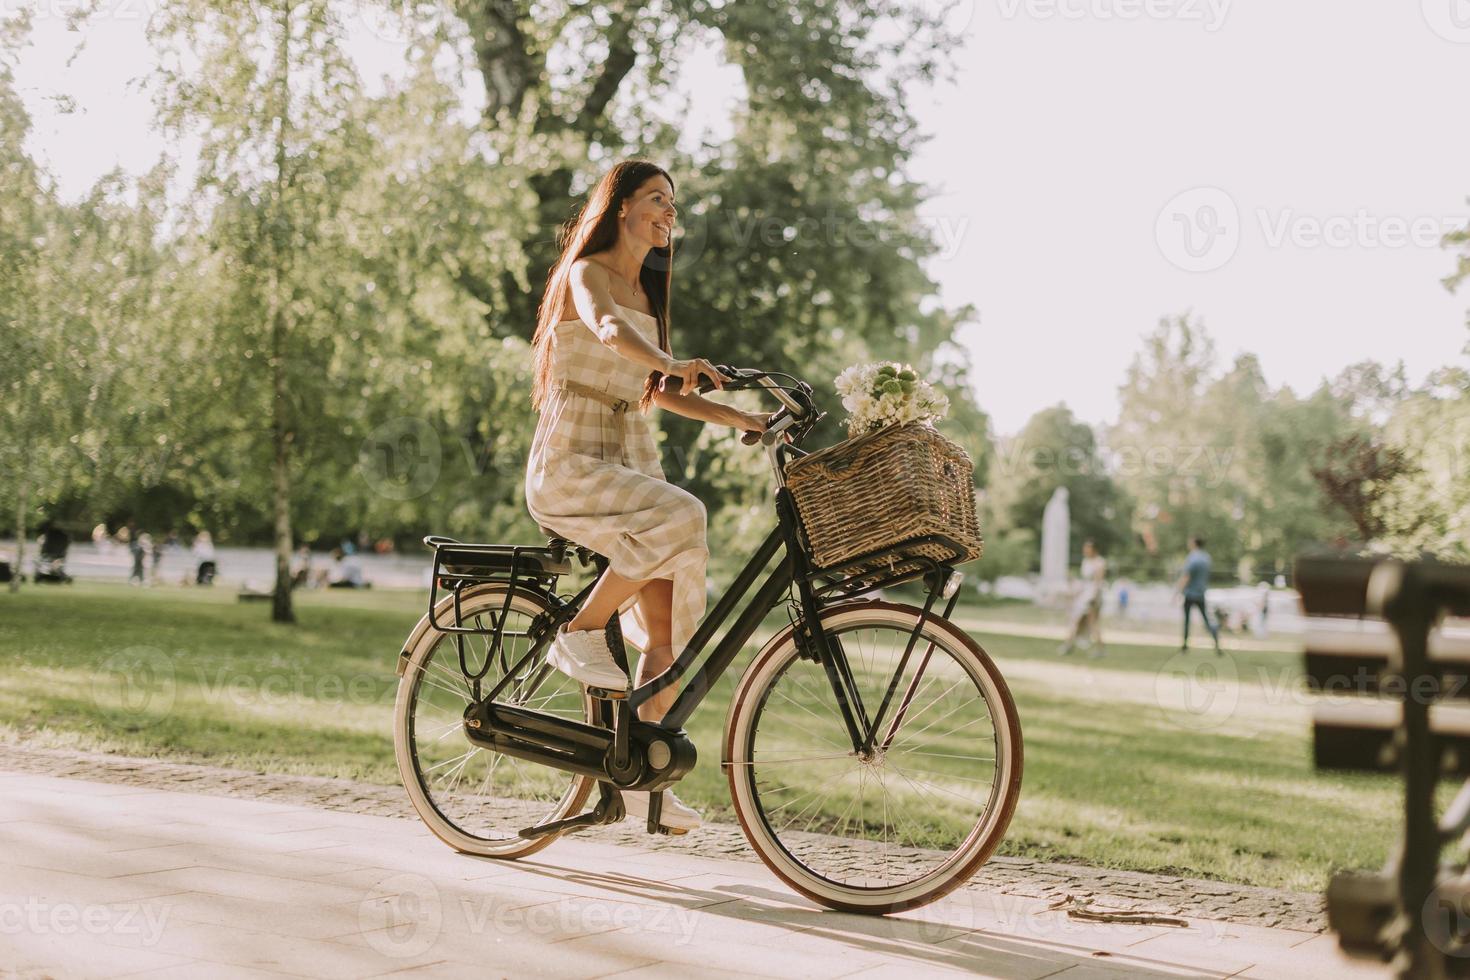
[10,468,27,594]
[269,0,295,624]
[270,331,294,623]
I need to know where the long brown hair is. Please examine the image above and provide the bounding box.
[530,160,676,415]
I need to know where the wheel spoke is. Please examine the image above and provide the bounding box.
[734,613,1017,899]
[401,592,589,853]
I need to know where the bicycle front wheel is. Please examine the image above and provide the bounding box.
[724,599,1022,913]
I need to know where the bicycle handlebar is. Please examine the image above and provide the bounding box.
[696,364,821,448]
[697,365,810,417]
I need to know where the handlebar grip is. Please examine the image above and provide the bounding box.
[694,364,741,395]
[740,407,787,446]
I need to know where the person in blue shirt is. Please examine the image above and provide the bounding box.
[1175,536,1221,654]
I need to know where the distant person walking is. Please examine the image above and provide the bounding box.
[290,545,314,589]
[192,530,217,586]
[1059,539,1107,657]
[126,521,146,586]
[136,532,154,586]
[1175,536,1221,654]
[149,529,169,581]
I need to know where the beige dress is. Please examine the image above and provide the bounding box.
[523,302,709,660]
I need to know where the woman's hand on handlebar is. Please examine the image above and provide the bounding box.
[661,357,725,395]
[738,410,773,445]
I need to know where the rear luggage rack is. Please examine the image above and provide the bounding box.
[424,534,584,636]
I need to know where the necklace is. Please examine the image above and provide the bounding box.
[595,253,641,298]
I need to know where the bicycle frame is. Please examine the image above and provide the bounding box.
[446,387,965,792]
[473,475,834,735]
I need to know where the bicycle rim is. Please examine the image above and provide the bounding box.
[725,601,1022,912]
[394,586,594,858]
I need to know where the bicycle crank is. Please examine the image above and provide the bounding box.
[462,700,697,792]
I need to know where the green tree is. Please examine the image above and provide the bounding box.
[1243,382,1358,571]
[0,11,69,590]
[147,0,382,619]
[432,0,992,525]
[991,404,1131,569]
[37,0,993,573]
[1376,368,1470,559]
[1108,314,1238,575]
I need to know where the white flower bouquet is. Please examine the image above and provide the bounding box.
[833,361,950,438]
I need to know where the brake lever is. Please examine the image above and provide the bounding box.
[694,363,742,395]
[741,407,790,446]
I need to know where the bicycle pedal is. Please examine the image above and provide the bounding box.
[586,685,628,701]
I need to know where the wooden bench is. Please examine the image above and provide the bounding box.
[1295,554,1470,978]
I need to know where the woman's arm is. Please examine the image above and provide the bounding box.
[568,259,673,374]
[651,387,767,430]
[568,259,725,394]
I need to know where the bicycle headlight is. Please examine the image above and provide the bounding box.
[942,570,964,599]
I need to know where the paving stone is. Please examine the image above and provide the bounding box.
[2,743,1328,934]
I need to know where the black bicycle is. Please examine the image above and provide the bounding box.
[392,366,1022,913]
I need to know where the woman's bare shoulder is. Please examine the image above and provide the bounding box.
[570,254,613,283]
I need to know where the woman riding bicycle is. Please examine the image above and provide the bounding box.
[523,159,769,831]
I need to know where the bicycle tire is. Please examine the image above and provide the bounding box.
[394,584,595,858]
[724,599,1022,913]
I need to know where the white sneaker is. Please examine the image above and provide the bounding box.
[546,624,628,691]
[621,789,702,832]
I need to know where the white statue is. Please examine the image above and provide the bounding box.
[1040,485,1070,596]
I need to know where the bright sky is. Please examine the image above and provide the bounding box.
[13,1,1470,434]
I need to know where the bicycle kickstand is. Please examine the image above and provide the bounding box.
[646,791,671,835]
[519,781,626,840]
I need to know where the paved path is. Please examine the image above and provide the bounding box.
[2,746,1327,934]
[0,766,1384,979]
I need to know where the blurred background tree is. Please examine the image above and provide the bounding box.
[5,0,1470,601]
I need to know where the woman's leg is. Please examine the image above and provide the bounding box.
[632,578,677,722]
[567,565,651,633]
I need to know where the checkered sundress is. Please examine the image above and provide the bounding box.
[524,303,709,660]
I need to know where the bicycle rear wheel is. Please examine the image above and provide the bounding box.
[393,584,594,858]
[724,599,1022,913]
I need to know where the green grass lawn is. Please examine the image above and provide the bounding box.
[0,581,1398,892]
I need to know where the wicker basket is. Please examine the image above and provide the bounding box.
[785,420,983,591]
